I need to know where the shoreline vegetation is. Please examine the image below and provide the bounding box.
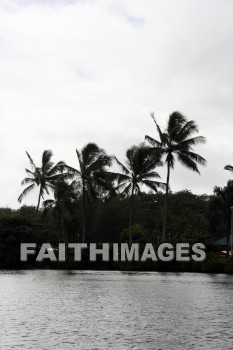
[2,112,233,273]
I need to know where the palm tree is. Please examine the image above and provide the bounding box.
[66,143,113,242]
[115,143,165,244]
[18,150,65,211]
[42,178,76,239]
[145,112,206,240]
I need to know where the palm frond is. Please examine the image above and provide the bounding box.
[224,165,233,173]
[116,173,131,184]
[42,150,53,167]
[175,120,199,142]
[145,135,162,147]
[139,171,161,181]
[47,161,66,176]
[142,179,166,192]
[81,143,111,172]
[46,174,63,182]
[177,152,200,173]
[64,164,80,176]
[140,153,163,174]
[114,181,130,193]
[18,184,35,203]
[176,136,206,150]
[121,183,133,197]
[115,157,130,175]
[167,111,186,140]
[26,151,36,170]
[76,149,83,169]
[150,112,166,143]
[21,177,36,186]
[25,168,35,176]
[181,150,206,167]
[88,155,112,172]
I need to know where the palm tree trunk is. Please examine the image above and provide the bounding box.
[58,205,62,241]
[129,186,134,245]
[82,181,86,243]
[162,162,170,241]
[36,186,42,212]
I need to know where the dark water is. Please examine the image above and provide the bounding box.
[0,270,233,349]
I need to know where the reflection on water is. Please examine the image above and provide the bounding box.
[0,270,233,349]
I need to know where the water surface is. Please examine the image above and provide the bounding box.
[0,270,233,349]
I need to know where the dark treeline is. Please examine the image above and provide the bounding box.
[0,190,226,244]
[1,111,233,272]
[0,189,232,272]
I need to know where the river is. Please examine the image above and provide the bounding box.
[0,270,232,349]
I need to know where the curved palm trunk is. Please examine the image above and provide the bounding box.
[82,181,86,243]
[36,186,42,212]
[162,162,170,241]
[129,185,135,245]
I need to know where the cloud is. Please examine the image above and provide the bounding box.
[0,0,233,208]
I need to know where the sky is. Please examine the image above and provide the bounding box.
[0,0,233,208]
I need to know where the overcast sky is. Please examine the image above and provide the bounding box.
[1,0,233,208]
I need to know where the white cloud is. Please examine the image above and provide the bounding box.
[0,0,233,208]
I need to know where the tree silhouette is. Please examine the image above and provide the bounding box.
[145,112,206,240]
[18,150,65,211]
[42,178,76,239]
[66,143,113,242]
[115,143,165,244]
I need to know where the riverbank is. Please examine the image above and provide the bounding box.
[2,256,233,274]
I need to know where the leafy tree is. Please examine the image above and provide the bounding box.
[120,224,150,244]
[91,197,128,242]
[115,143,165,244]
[18,150,66,211]
[211,183,233,256]
[145,112,206,240]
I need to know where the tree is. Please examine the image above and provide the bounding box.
[42,178,77,239]
[66,143,113,242]
[211,183,233,257]
[18,150,65,211]
[115,143,165,244]
[145,111,206,240]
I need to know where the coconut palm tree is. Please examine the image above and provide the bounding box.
[42,178,77,238]
[115,143,165,244]
[145,112,206,240]
[66,143,113,242]
[18,150,65,211]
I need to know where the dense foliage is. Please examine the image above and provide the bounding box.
[0,189,232,270]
